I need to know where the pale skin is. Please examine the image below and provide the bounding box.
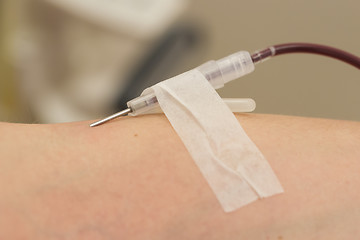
[0,114,359,239]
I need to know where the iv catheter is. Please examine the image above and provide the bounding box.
[90,42,360,127]
[90,51,255,127]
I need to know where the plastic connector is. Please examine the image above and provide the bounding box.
[197,51,254,89]
[127,92,157,116]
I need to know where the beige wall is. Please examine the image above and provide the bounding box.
[183,0,360,121]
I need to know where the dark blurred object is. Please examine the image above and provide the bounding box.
[115,24,203,110]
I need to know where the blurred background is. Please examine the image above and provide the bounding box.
[1,0,359,124]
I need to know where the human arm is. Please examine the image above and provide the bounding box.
[0,114,359,239]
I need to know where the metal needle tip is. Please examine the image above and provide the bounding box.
[90,108,132,127]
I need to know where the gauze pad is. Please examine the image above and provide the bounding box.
[142,69,283,212]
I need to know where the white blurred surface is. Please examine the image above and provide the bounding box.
[10,0,187,123]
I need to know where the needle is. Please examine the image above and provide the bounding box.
[90,108,132,127]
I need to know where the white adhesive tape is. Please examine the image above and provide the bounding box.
[143,69,283,212]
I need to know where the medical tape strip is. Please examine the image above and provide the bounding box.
[142,69,283,212]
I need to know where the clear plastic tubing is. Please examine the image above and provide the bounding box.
[127,51,255,116]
